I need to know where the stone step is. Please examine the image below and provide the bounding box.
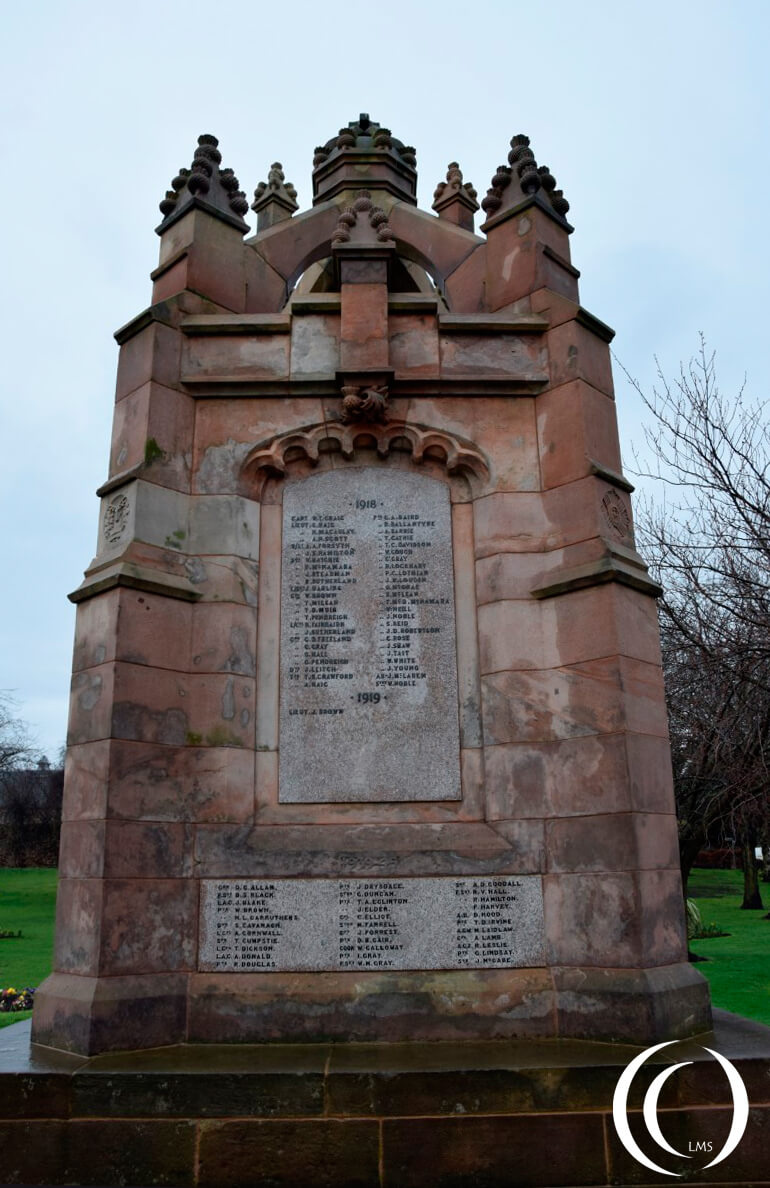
[2,1010,769,1186]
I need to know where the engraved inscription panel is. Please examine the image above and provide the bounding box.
[278,469,461,802]
[199,876,545,971]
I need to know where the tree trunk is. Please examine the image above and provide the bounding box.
[741,840,764,910]
[680,832,705,902]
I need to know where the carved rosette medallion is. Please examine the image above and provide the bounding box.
[103,493,130,546]
[601,489,632,541]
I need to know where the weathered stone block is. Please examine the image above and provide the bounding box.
[102,739,255,823]
[439,332,545,380]
[192,395,326,494]
[182,331,290,383]
[544,871,642,966]
[289,311,340,378]
[545,812,680,875]
[61,741,110,820]
[553,964,712,1043]
[625,732,677,813]
[74,589,193,674]
[382,1113,606,1188]
[443,241,487,312]
[340,282,388,371]
[58,821,106,879]
[477,599,551,673]
[109,381,194,492]
[52,879,104,975]
[536,378,622,489]
[190,601,257,675]
[481,662,625,744]
[547,317,614,397]
[31,972,188,1054]
[187,967,557,1044]
[128,480,190,555]
[188,494,260,560]
[109,662,255,749]
[473,492,548,557]
[99,821,195,879]
[115,321,180,403]
[0,1119,196,1187]
[415,395,541,493]
[476,550,560,605]
[485,733,633,820]
[193,823,518,880]
[98,878,197,975]
[550,581,663,667]
[484,206,574,310]
[389,312,439,376]
[198,1118,380,1188]
[68,664,115,745]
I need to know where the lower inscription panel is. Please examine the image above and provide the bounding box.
[199,876,545,972]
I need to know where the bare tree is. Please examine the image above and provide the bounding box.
[0,693,62,868]
[0,693,39,774]
[625,338,769,907]
[0,763,64,867]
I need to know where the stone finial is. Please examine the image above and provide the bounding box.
[157,134,250,234]
[251,162,299,232]
[312,116,418,206]
[480,164,512,217]
[432,162,479,231]
[324,114,413,164]
[433,162,478,205]
[331,190,395,245]
[481,134,570,225]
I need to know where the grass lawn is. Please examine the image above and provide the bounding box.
[0,867,57,1030]
[689,866,770,1027]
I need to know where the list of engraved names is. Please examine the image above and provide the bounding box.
[278,469,461,802]
[199,877,546,972]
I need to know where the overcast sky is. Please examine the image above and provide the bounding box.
[2,0,768,758]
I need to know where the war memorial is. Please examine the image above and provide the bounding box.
[2,117,769,1186]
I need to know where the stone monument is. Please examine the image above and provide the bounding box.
[32,116,711,1055]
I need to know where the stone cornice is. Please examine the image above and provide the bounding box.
[531,545,661,600]
[438,314,548,334]
[576,306,615,343]
[69,562,202,605]
[589,459,634,493]
[114,302,176,345]
[177,376,550,398]
[180,314,291,336]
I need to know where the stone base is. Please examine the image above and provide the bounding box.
[31,962,712,1054]
[30,972,187,1056]
[3,1010,769,1186]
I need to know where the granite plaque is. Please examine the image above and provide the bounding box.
[199,876,545,971]
[278,468,461,802]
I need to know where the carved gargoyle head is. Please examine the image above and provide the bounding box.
[340,383,389,424]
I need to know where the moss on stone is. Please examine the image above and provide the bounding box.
[144,437,165,464]
[205,726,244,747]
